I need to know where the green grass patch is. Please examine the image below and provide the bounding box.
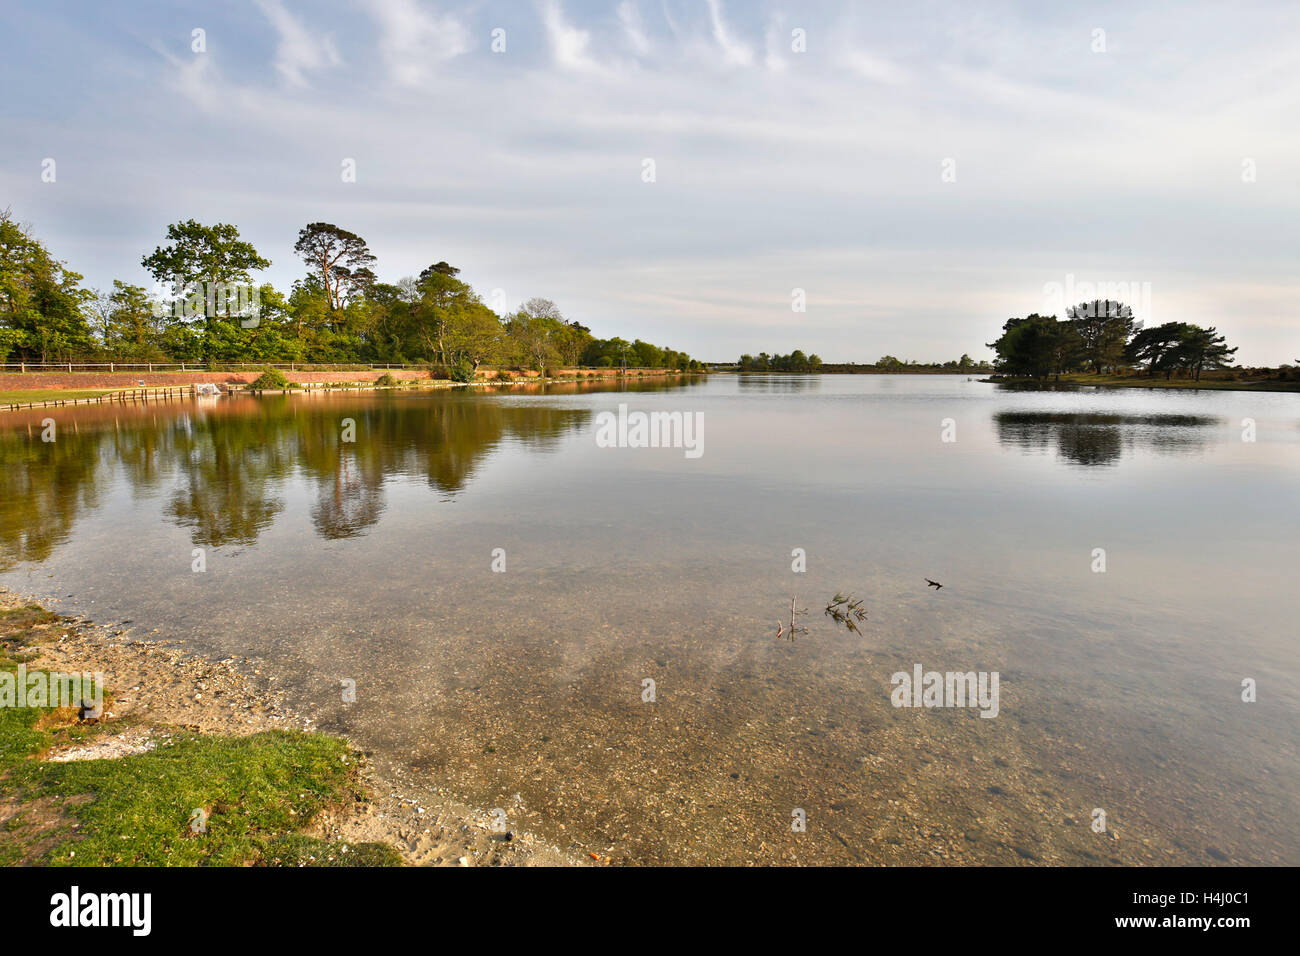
[0,599,400,867]
[0,389,116,404]
[0,604,62,631]
[0,695,53,779]
[0,697,399,866]
[17,730,399,866]
[0,605,63,665]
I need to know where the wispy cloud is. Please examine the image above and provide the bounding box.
[542,0,601,72]
[255,0,342,87]
[617,1,652,57]
[705,0,753,67]
[369,0,468,87]
[5,1,1299,363]
[764,13,788,73]
[841,50,907,86]
[161,45,222,111]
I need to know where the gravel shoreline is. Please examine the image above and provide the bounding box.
[1,588,586,867]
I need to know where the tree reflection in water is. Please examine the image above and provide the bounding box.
[994,411,1218,467]
[0,386,607,566]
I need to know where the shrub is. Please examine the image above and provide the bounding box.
[248,368,290,390]
[448,361,475,383]
[374,373,399,387]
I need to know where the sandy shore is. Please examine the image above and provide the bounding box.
[1,588,587,867]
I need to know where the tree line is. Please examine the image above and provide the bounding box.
[987,300,1237,381]
[0,210,700,377]
[738,352,991,372]
[737,350,823,371]
[872,354,987,371]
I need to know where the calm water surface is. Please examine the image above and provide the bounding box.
[2,375,1296,864]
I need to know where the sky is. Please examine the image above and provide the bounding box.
[1,0,1297,364]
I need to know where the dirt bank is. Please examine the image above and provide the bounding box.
[0,367,682,393]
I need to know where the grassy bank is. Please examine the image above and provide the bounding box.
[0,389,117,404]
[0,601,401,866]
[985,373,1300,392]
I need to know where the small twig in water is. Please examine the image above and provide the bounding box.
[779,595,809,641]
[824,592,868,635]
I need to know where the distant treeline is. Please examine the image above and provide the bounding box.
[737,350,822,371]
[0,210,701,376]
[988,301,1237,381]
[737,352,991,372]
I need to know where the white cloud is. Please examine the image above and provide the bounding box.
[542,0,601,72]
[157,45,225,113]
[705,0,753,67]
[617,1,651,57]
[369,0,469,87]
[841,51,907,86]
[255,0,341,87]
[13,1,1300,364]
[659,0,682,38]
[764,14,787,73]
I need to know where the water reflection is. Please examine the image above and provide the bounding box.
[0,423,106,566]
[994,411,1218,466]
[1,374,1295,865]
[735,374,822,392]
[0,392,594,566]
[310,454,385,541]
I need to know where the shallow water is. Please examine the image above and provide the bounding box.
[2,375,1296,864]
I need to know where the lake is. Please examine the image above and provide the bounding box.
[2,374,1296,864]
